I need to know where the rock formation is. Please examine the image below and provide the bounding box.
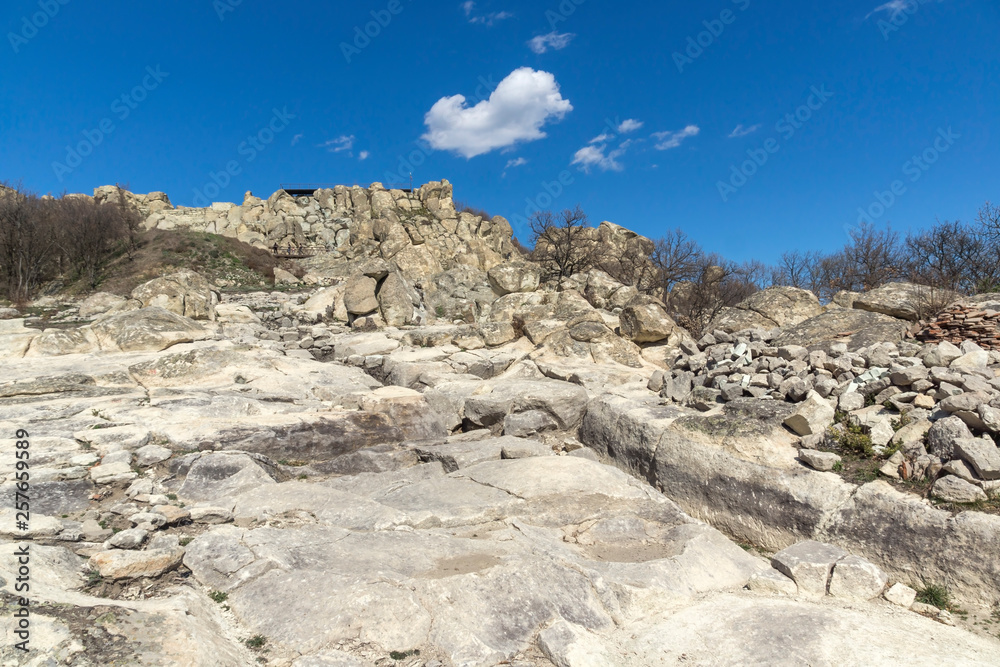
[2,182,1000,665]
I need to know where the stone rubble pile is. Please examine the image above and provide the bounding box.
[916,302,1000,351]
[651,327,1000,502]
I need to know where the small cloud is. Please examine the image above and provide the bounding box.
[470,11,512,26]
[572,142,628,173]
[505,157,528,169]
[320,135,355,154]
[652,125,700,150]
[291,133,304,146]
[589,133,614,144]
[461,1,475,16]
[528,31,575,54]
[359,151,370,161]
[728,124,761,139]
[617,119,644,134]
[423,67,572,158]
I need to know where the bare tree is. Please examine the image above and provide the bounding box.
[529,206,597,283]
[0,184,58,302]
[55,196,129,289]
[904,219,995,294]
[665,255,760,336]
[648,229,704,300]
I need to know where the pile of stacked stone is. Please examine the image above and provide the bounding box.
[650,328,1000,502]
[915,302,1000,351]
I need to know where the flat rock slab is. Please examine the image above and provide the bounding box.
[771,540,848,597]
[954,438,1000,480]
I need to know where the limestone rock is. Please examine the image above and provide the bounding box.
[773,309,909,352]
[953,438,1000,480]
[783,391,835,437]
[771,540,848,597]
[798,449,842,472]
[619,302,684,344]
[931,475,987,503]
[853,282,960,321]
[711,286,823,332]
[377,272,417,327]
[274,267,301,285]
[213,304,260,324]
[89,547,185,580]
[926,416,974,460]
[487,261,541,296]
[78,292,127,318]
[131,270,216,320]
[828,555,888,600]
[884,582,917,608]
[747,568,798,596]
[91,307,211,353]
[343,275,379,316]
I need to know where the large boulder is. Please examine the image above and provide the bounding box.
[343,275,379,316]
[90,307,211,352]
[131,270,216,320]
[487,262,540,296]
[773,309,910,352]
[377,272,419,327]
[77,292,127,318]
[853,282,961,321]
[711,286,823,333]
[619,300,685,344]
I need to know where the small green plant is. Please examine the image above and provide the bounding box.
[167,493,178,501]
[85,569,104,588]
[298,474,307,480]
[179,537,193,547]
[209,591,229,604]
[832,461,844,473]
[435,305,445,317]
[828,423,875,458]
[98,520,109,530]
[245,635,267,650]
[916,584,950,610]
[389,649,420,661]
[864,393,877,408]
[891,411,912,432]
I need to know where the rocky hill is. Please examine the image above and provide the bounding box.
[3,182,1000,666]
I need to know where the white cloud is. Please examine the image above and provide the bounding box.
[652,125,700,150]
[528,31,575,54]
[463,3,513,26]
[422,67,573,158]
[505,157,528,168]
[572,142,627,173]
[320,135,355,153]
[617,119,644,134]
[728,124,761,138]
[291,133,304,146]
[359,151,370,161]
[589,133,614,144]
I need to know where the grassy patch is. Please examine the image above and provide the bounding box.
[916,583,950,610]
[209,591,228,604]
[389,649,420,661]
[244,635,267,650]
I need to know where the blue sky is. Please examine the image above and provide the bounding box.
[1,0,997,264]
